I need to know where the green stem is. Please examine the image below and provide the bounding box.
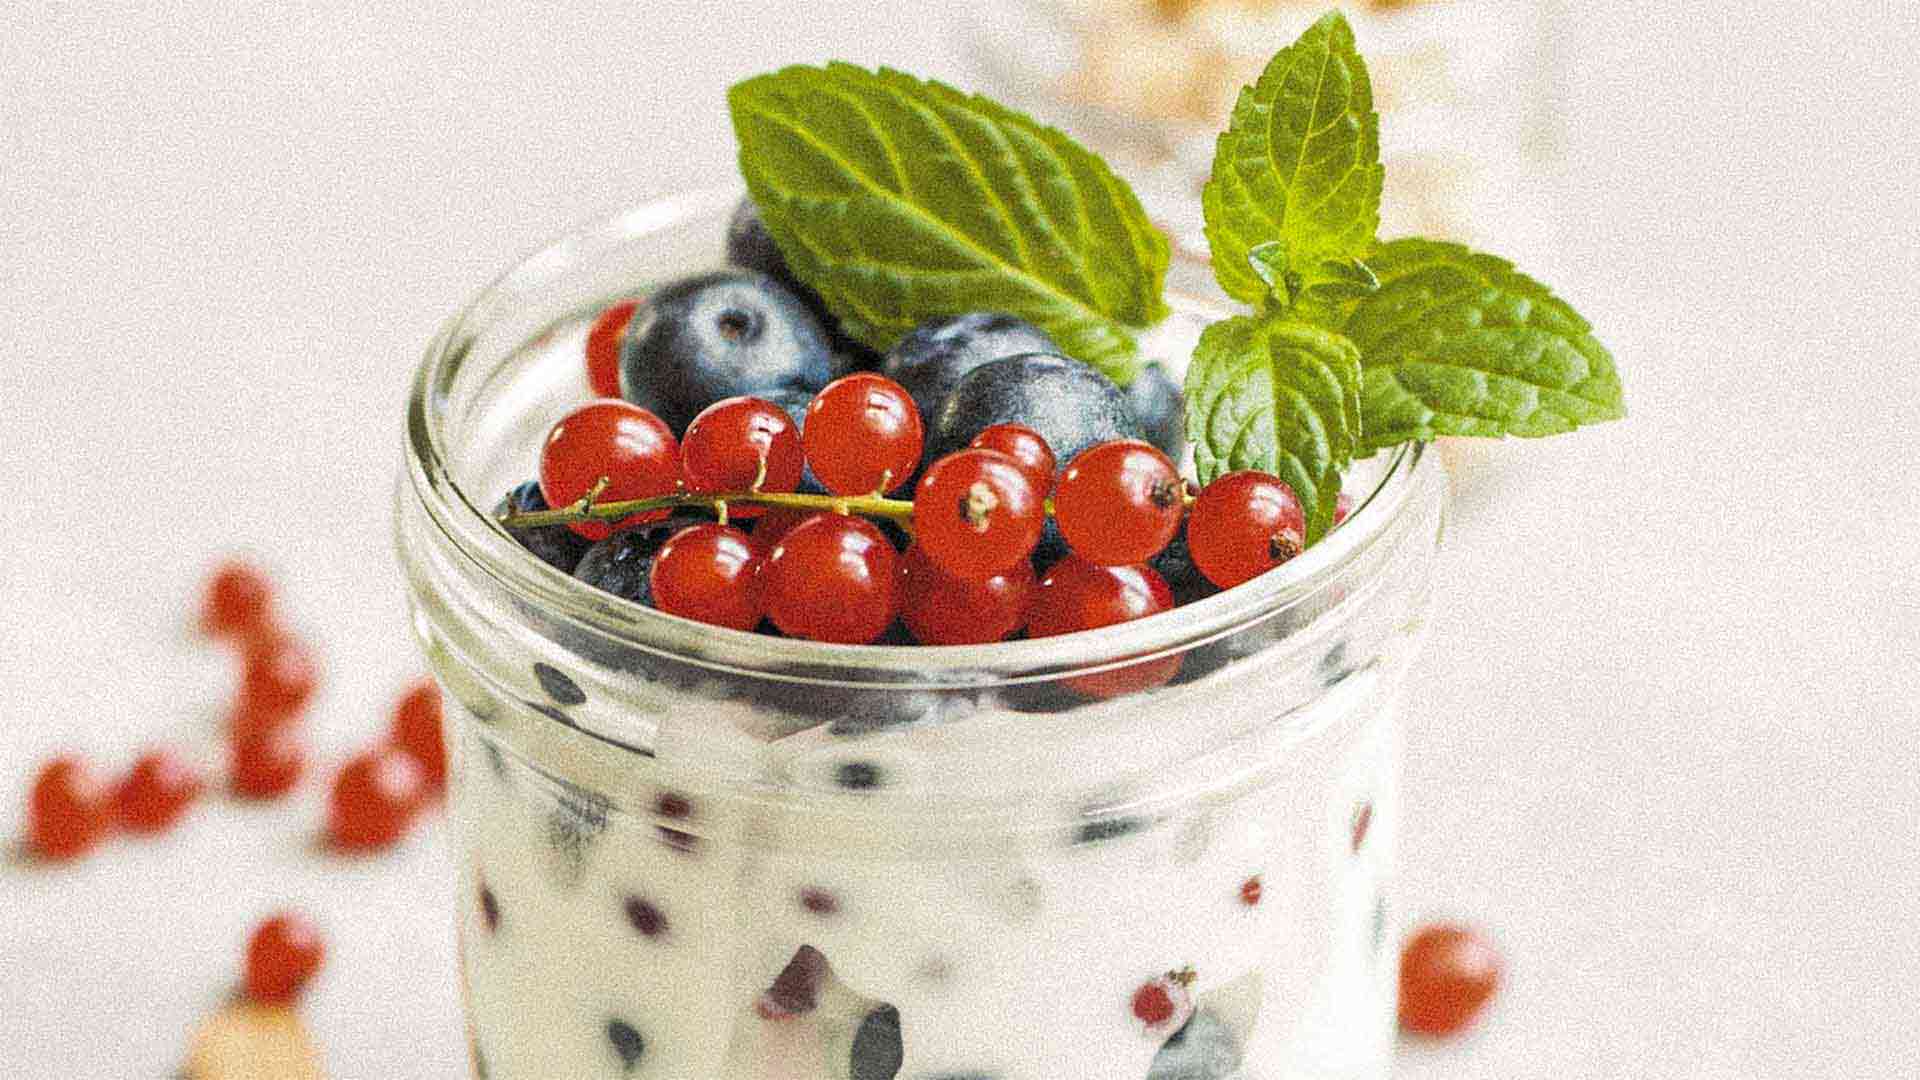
[500,488,918,531]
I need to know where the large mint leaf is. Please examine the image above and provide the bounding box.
[728,63,1170,384]
[1184,315,1362,541]
[1202,11,1382,308]
[1346,239,1625,448]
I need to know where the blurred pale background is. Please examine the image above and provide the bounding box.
[2,1,1917,1076]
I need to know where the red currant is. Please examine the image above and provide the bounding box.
[802,374,922,495]
[1027,557,1181,697]
[650,523,765,631]
[539,400,681,540]
[202,559,275,642]
[231,726,305,801]
[969,423,1056,495]
[114,748,206,835]
[389,679,446,795]
[234,632,319,725]
[1053,440,1184,565]
[584,299,640,398]
[763,514,900,643]
[681,396,803,514]
[26,756,111,861]
[899,545,1035,645]
[327,746,428,854]
[1129,970,1193,1032]
[1186,471,1307,589]
[912,449,1044,580]
[244,911,324,1006]
[1400,924,1502,1037]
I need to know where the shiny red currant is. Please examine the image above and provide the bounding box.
[245,912,324,1006]
[1186,471,1307,589]
[114,748,206,835]
[26,756,111,861]
[1053,440,1184,565]
[802,373,923,495]
[539,400,681,540]
[584,299,640,398]
[649,523,766,632]
[681,396,803,514]
[326,746,428,854]
[389,679,446,794]
[969,423,1056,495]
[201,559,275,642]
[1027,557,1181,697]
[899,545,1034,645]
[1400,924,1502,1037]
[763,514,900,643]
[912,449,1044,580]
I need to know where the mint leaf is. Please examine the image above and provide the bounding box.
[1345,239,1625,448]
[1202,11,1383,308]
[728,63,1170,384]
[1183,315,1362,541]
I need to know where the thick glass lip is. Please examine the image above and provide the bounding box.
[402,187,1433,686]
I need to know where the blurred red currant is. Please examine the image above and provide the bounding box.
[326,746,428,854]
[969,423,1056,495]
[26,756,111,861]
[1334,491,1354,527]
[1053,440,1184,565]
[763,514,900,643]
[389,679,446,795]
[650,523,766,631]
[235,632,319,725]
[912,449,1044,580]
[803,374,922,495]
[231,726,305,801]
[201,559,275,643]
[899,545,1034,645]
[1028,557,1181,697]
[1186,471,1307,589]
[114,748,206,835]
[245,912,324,1006]
[1400,924,1502,1037]
[681,396,803,515]
[584,299,640,398]
[539,400,682,540]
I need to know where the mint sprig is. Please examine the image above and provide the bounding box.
[1203,11,1383,309]
[728,62,1170,385]
[1184,315,1361,542]
[1342,239,1625,448]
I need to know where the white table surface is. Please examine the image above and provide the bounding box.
[3,2,1917,1077]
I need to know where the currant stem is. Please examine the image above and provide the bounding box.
[501,488,918,530]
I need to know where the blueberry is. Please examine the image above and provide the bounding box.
[1126,360,1186,460]
[882,312,1058,430]
[494,480,591,574]
[1150,526,1218,608]
[725,197,800,292]
[605,1018,646,1072]
[1148,1009,1242,1079]
[572,521,683,608]
[849,1004,904,1080]
[926,352,1143,466]
[618,270,831,434]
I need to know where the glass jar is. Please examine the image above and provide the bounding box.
[395,188,1447,1079]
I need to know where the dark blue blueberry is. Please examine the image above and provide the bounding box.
[1072,815,1148,846]
[572,521,683,608]
[1151,526,1218,608]
[881,312,1058,431]
[605,1018,645,1072]
[493,480,591,574]
[993,680,1090,714]
[849,1004,904,1080]
[1148,1009,1242,1079]
[725,197,798,291]
[545,779,610,886]
[1126,360,1186,460]
[832,341,885,379]
[532,662,586,706]
[835,761,884,790]
[618,270,831,434]
[926,352,1144,467]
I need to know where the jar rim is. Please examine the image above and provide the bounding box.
[401,187,1439,687]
